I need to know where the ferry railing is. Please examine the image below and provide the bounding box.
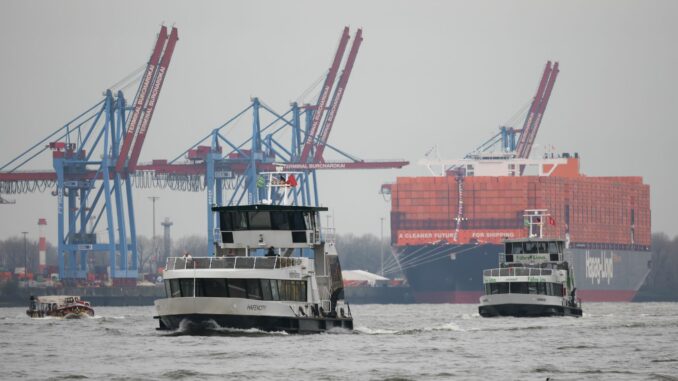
[165,256,304,271]
[483,268,553,277]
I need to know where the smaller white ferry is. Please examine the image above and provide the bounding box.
[154,172,353,333]
[479,210,582,317]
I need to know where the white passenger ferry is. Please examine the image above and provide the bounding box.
[478,210,583,317]
[154,174,353,332]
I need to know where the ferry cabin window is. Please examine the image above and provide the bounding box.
[524,242,537,254]
[246,279,263,300]
[166,278,307,301]
[289,212,307,230]
[487,282,563,296]
[548,242,559,254]
[164,280,171,297]
[219,212,233,231]
[200,278,228,297]
[180,279,194,297]
[248,211,271,230]
[219,211,309,231]
[487,282,510,294]
[219,212,247,231]
[228,279,248,298]
[528,282,538,294]
[169,279,181,297]
[261,278,273,300]
[270,212,289,230]
[510,282,528,294]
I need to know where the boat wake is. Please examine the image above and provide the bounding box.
[355,321,469,335]
[163,318,290,337]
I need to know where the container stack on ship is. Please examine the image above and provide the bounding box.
[385,61,652,303]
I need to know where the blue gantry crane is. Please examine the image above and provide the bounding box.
[0,26,178,283]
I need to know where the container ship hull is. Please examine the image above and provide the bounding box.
[397,244,651,303]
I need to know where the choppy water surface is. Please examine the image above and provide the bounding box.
[1,303,677,380]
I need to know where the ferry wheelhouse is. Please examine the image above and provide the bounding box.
[478,210,582,317]
[154,173,353,332]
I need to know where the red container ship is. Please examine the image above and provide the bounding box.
[385,61,652,303]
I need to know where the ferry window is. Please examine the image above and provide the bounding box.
[270,279,280,301]
[552,283,563,296]
[220,212,234,231]
[291,281,301,301]
[497,283,509,294]
[261,279,273,300]
[170,279,181,297]
[510,282,528,294]
[537,242,547,253]
[278,280,288,300]
[248,211,271,230]
[164,280,171,297]
[179,279,194,297]
[246,279,262,300]
[300,281,307,302]
[289,212,306,230]
[524,243,538,254]
[227,279,247,298]
[304,213,314,231]
[201,278,228,298]
[512,244,523,254]
[271,212,290,230]
[485,284,491,294]
[528,282,538,294]
[537,282,547,295]
[232,212,247,230]
[548,242,559,254]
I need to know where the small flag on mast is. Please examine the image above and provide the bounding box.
[287,174,298,187]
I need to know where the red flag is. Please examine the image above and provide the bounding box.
[548,216,556,226]
[287,174,298,187]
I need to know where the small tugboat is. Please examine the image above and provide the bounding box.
[479,210,582,317]
[154,171,353,333]
[27,295,95,318]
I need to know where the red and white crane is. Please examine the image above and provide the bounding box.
[515,61,559,159]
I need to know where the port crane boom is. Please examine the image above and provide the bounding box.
[313,28,363,162]
[515,61,559,159]
[115,27,168,173]
[298,27,350,163]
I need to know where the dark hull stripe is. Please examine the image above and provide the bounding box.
[157,314,353,333]
[479,304,583,318]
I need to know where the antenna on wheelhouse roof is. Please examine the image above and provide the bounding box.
[523,209,550,238]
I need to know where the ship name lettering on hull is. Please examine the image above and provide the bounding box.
[585,251,614,285]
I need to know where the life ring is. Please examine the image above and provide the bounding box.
[74,307,80,314]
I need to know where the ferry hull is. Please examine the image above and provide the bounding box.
[478,304,582,317]
[154,297,353,333]
[156,313,353,333]
[398,244,651,303]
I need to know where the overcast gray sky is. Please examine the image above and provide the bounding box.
[1,0,677,244]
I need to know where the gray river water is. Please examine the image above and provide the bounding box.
[1,303,677,380]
